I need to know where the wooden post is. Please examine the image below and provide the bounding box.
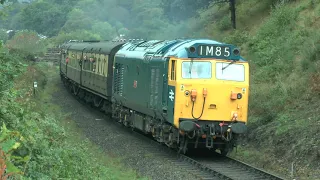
[33,82,37,97]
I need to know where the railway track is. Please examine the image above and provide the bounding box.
[54,63,286,180]
[139,143,286,180]
[132,138,285,180]
[80,106,285,179]
[183,154,285,180]
[128,132,286,180]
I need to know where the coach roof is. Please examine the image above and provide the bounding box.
[64,41,125,55]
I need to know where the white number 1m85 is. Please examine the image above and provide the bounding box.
[199,45,231,57]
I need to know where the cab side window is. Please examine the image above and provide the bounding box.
[170,60,176,81]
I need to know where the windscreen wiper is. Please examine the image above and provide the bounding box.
[222,60,236,70]
[189,59,194,76]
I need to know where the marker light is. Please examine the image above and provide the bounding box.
[189,46,196,53]
[230,92,237,100]
[233,48,240,56]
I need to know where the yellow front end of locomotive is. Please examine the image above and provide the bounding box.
[168,58,249,128]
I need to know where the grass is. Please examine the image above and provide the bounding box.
[31,62,148,179]
[0,58,148,179]
[194,0,320,179]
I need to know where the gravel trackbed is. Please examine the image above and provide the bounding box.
[52,80,195,180]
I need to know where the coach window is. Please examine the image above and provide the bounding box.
[92,57,96,72]
[101,59,104,75]
[98,58,102,73]
[96,58,100,74]
[104,56,108,76]
[99,58,102,74]
[77,53,81,68]
[82,55,86,70]
[85,55,89,70]
[100,56,104,75]
[70,53,74,67]
[100,58,103,74]
[170,59,176,80]
[104,58,107,76]
[100,58,103,75]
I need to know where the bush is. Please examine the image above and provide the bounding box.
[217,16,231,31]
[300,30,320,71]
[5,30,47,60]
[52,30,100,45]
[0,29,8,44]
[0,50,25,97]
[0,45,143,179]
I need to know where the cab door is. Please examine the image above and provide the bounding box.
[166,58,177,124]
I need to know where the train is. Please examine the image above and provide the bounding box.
[59,38,249,155]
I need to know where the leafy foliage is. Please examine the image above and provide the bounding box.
[0,30,8,44]
[18,2,68,37]
[0,49,144,179]
[5,30,47,59]
[0,0,216,40]
[52,30,100,45]
[204,0,320,178]
[161,0,214,21]
[0,123,28,179]
[0,51,25,97]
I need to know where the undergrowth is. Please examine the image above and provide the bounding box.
[0,48,146,179]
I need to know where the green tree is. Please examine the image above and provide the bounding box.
[60,8,94,33]
[161,0,214,21]
[5,30,47,59]
[53,30,100,44]
[92,21,116,40]
[19,2,67,36]
[0,29,8,43]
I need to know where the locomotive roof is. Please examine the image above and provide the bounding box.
[61,40,126,54]
[60,39,246,61]
[116,39,245,61]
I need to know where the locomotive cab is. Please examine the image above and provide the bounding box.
[166,42,249,154]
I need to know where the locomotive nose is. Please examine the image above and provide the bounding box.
[177,83,248,123]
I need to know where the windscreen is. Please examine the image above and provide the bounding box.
[216,62,245,82]
[182,61,212,79]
